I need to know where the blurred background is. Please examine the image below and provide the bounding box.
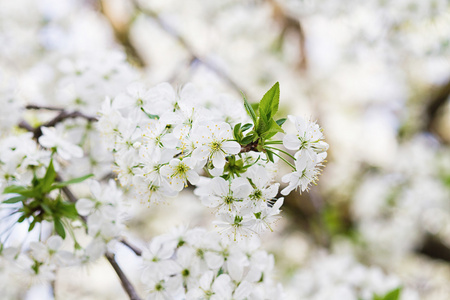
[1,0,450,299]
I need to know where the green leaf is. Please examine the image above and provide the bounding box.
[265,149,275,163]
[241,123,253,132]
[3,185,37,198]
[242,93,257,124]
[260,119,285,139]
[50,174,94,190]
[276,118,287,127]
[259,82,280,123]
[233,123,242,141]
[3,195,27,204]
[28,219,37,232]
[40,203,52,215]
[59,202,78,220]
[241,134,256,145]
[3,185,28,194]
[41,159,56,193]
[373,287,402,300]
[54,218,66,239]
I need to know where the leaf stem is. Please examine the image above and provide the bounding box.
[264,145,296,160]
[269,150,296,171]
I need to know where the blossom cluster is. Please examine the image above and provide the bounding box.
[98,82,328,240]
[140,227,284,300]
[287,253,419,300]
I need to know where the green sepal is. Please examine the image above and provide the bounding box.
[141,107,160,120]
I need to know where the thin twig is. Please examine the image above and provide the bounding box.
[119,238,143,256]
[26,104,65,111]
[132,0,247,94]
[267,0,307,70]
[20,108,98,140]
[99,0,146,67]
[105,252,142,300]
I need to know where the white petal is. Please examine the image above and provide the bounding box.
[75,198,95,216]
[212,151,226,169]
[47,236,63,251]
[221,141,240,155]
[283,134,300,150]
[187,170,199,185]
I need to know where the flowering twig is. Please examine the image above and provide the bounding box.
[17,119,143,300]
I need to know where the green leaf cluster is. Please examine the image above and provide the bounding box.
[239,82,285,144]
[2,159,92,238]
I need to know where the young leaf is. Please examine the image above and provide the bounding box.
[242,93,257,124]
[276,118,287,127]
[233,123,242,141]
[373,287,402,300]
[50,174,94,190]
[260,119,285,139]
[3,195,27,204]
[3,185,37,198]
[3,185,28,194]
[259,82,280,122]
[241,134,256,145]
[265,149,275,163]
[241,123,253,132]
[54,218,66,239]
[28,219,37,232]
[41,159,56,193]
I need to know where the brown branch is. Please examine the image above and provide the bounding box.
[131,0,247,94]
[268,0,307,70]
[119,237,143,256]
[105,252,142,300]
[99,0,146,67]
[26,104,64,111]
[425,79,450,133]
[20,107,98,140]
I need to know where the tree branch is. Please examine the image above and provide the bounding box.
[20,105,98,139]
[131,0,247,94]
[119,237,143,256]
[105,252,142,300]
[424,79,450,133]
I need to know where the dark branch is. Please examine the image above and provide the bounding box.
[20,107,98,140]
[131,0,247,94]
[119,238,143,256]
[425,79,450,133]
[26,104,65,111]
[105,252,142,300]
